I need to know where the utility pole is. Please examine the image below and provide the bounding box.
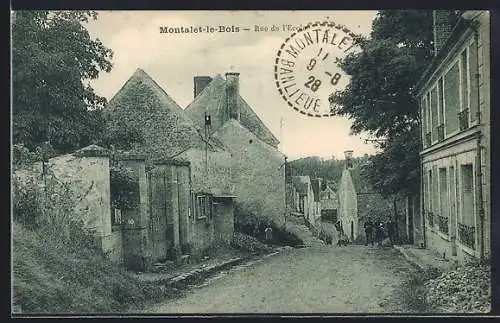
[204,112,211,172]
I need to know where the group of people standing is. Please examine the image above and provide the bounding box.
[363,219,396,247]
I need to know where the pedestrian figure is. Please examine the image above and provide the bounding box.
[375,222,385,247]
[335,220,348,246]
[265,225,273,242]
[364,220,374,246]
[387,220,396,246]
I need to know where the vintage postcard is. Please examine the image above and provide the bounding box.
[11,10,492,316]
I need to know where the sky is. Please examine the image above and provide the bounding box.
[85,10,380,161]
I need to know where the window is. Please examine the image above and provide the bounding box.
[421,97,427,147]
[431,86,438,143]
[459,164,474,227]
[449,166,456,229]
[459,164,475,249]
[437,78,445,141]
[427,169,434,227]
[469,40,479,123]
[426,92,432,146]
[438,168,449,234]
[444,62,460,134]
[458,39,480,130]
[460,49,469,115]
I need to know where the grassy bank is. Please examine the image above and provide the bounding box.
[397,269,441,313]
[12,222,179,314]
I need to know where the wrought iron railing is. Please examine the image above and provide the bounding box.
[427,211,434,227]
[459,109,469,131]
[437,124,445,141]
[436,214,449,234]
[425,132,432,147]
[458,223,475,250]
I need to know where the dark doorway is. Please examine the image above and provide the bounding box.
[350,221,354,241]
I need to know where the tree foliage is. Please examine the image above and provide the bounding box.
[287,155,370,189]
[12,11,113,153]
[329,10,443,196]
[360,127,421,197]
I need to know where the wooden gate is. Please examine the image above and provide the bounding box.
[148,166,171,262]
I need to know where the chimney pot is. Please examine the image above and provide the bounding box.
[194,76,213,98]
[225,72,240,121]
[344,150,354,169]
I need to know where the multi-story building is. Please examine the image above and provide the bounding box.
[416,11,490,263]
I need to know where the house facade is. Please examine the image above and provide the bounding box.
[337,162,358,242]
[417,11,490,263]
[289,176,314,221]
[320,185,338,222]
[185,73,286,228]
[337,151,395,243]
[104,69,236,270]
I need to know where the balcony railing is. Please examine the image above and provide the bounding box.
[458,223,475,250]
[459,109,469,131]
[425,132,432,147]
[427,211,434,227]
[437,124,445,141]
[436,214,449,234]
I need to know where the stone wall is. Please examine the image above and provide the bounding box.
[213,199,235,243]
[214,120,286,227]
[177,148,232,195]
[118,157,151,270]
[12,145,123,264]
[476,11,491,260]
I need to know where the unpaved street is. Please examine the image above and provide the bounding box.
[146,245,418,313]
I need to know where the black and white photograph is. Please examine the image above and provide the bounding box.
[10,9,493,316]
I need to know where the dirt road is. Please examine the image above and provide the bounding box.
[145,245,418,314]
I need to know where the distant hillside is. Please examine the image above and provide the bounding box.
[287,155,370,189]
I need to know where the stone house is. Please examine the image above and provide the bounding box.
[416,11,490,263]
[288,175,321,227]
[337,151,395,243]
[184,73,286,228]
[289,176,310,215]
[104,69,237,269]
[320,185,338,222]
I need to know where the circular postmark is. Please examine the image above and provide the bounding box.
[274,21,359,117]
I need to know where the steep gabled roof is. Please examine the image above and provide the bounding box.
[185,74,280,148]
[104,68,226,159]
[320,185,336,199]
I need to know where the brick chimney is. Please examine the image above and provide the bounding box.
[344,150,354,170]
[433,10,458,57]
[225,72,240,121]
[194,76,212,98]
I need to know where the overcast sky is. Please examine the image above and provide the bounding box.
[86,10,380,161]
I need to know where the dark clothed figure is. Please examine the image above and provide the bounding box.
[375,222,385,246]
[364,220,374,246]
[265,227,273,241]
[335,220,348,246]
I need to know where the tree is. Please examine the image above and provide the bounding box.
[328,10,446,196]
[12,11,113,153]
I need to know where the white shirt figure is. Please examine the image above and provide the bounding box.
[265,227,273,241]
